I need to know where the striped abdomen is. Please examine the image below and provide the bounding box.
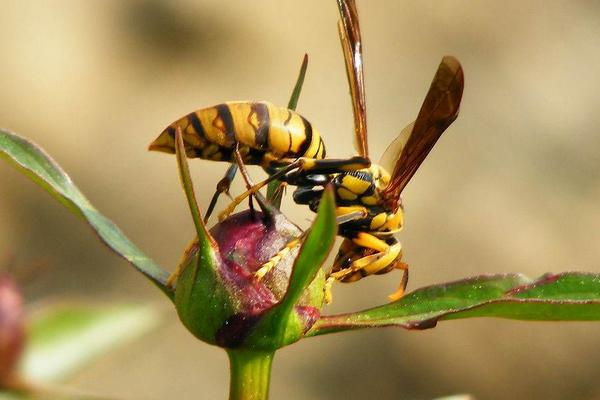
[149,101,326,167]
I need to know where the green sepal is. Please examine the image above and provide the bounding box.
[173,240,235,345]
[173,127,213,246]
[245,187,336,349]
[171,129,234,344]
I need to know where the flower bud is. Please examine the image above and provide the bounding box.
[173,210,325,350]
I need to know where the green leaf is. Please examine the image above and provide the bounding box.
[20,303,161,382]
[0,129,172,297]
[171,130,230,343]
[308,272,600,336]
[173,240,234,346]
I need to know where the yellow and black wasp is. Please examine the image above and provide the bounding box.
[267,0,465,301]
[149,100,368,221]
[149,101,326,168]
[149,0,464,301]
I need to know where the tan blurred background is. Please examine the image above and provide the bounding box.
[2,0,600,399]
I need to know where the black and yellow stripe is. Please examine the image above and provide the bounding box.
[331,164,390,207]
[149,101,326,167]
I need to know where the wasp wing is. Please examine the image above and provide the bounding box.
[379,120,414,174]
[382,56,464,211]
[337,0,368,158]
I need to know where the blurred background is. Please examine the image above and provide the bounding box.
[2,0,600,398]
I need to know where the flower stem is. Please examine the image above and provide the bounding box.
[227,349,274,400]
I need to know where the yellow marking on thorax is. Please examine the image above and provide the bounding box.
[341,175,371,194]
[370,213,387,230]
[382,211,403,232]
[337,187,358,201]
[360,195,378,206]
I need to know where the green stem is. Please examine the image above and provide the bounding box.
[227,349,275,400]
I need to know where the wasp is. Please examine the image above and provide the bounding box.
[149,101,326,167]
[253,0,464,301]
[149,99,369,220]
[149,0,463,301]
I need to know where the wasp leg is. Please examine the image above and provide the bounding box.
[326,233,403,302]
[226,146,281,222]
[254,236,303,280]
[254,209,366,282]
[233,147,255,190]
[336,209,367,224]
[218,158,305,221]
[204,164,238,222]
[236,150,258,215]
[219,156,371,221]
[387,261,409,302]
[336,206,368,220]
[271,155,370,175]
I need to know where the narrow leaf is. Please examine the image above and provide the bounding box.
[21,303,161,382]
[287,53,308,111]
[0,130,172,297]
[308,272,600,336]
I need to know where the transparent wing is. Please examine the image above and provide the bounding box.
[383,56,464,211]
[337,0,368,158]
[379,120,414,173]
